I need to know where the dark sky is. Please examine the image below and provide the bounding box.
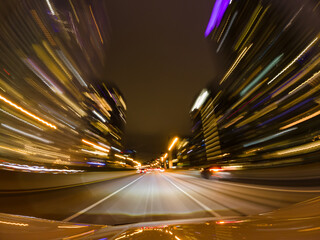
[103,0,219,160]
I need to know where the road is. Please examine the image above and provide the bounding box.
[0,171,319,225]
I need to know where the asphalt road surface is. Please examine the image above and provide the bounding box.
[0,171,319,225]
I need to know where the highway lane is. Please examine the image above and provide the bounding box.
[0,171,319,225]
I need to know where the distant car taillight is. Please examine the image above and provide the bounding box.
[209,168,223,172]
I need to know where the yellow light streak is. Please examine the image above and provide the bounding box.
[280,110,320,130]
[268,37,319,85]
[220,44,252,84]
[33,44,68,84]
[234,4,262,51]
[272,54,320,98]
[163,153,168,159]
[168,137,179,151]
[125,157,141,166]
[31,10,56,46]
[0,145,31,155]
[119,95,127,110]
[265,140,320,158]
[69,0,79,23]
[0,94,57,129]
[81,149,108,157]
[0,220,28,227]
[89,5,103,44]
[82,139,109,152]
[289,70,320,95]
[238,6,269,51]
[217,13,231,42]
[236,103,277,128]
[42,41,72,79]
[133,160,141,166]
[115,154,125,159]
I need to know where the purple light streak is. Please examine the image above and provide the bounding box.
[205,0,230,37]
[258,98,313,127]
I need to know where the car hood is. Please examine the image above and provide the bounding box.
[1,196,320,240]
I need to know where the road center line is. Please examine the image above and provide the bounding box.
[162,174,221,217]
[63,175,144,222]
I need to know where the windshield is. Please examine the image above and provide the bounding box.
[0,0,319,233]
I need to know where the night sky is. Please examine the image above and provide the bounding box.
[103,0,221,160]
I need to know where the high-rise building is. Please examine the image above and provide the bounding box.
[187,0,320,168]
[0,0,131,170]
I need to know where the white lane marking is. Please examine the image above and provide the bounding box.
[214,180,320,193]
[63,175,144,222]
[162,174,221,217]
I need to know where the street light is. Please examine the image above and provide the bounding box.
[168,137,179,151]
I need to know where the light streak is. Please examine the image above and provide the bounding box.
[56,50,87,87]
[82,139,110,152]
[226,92,261,120]
[98,142,110,149]
[0,94,57,129]
[0,145,30,155]
[92,110,106,123]
[220,44,252,84]
[163,153,168,159]
[289,70,320,95]
[25,145,70,159]
[191,89,210,111]
[3,68,10,75]
[25,58,63,94]
[244,127,297,147]
[238,6,269,51]
[0,108,43,130]
[266,140,320,158]
[217,13,231,42]
[280,109,320,130]
[168,137,179,151]
[217,11,238,52]
[46,0,56,15]
[119,95,127,110]
[31,10,56,46]
[69,0,79,22]
[42,41,72,80]
[81,149,108,156]
[0,220,28,227]
[87,161,105,166]
[126,157,141,166]
[234,4,262,51]
[258,98,313,127]
[240,54,283,96]
[284,7,303,30]
[268,37,319,85]
[111,146,121,152]
[33,44,70,85]
[115,154,126,159]
[205,0,230,37]
[89,5,103,44]
[1,124,52,144]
